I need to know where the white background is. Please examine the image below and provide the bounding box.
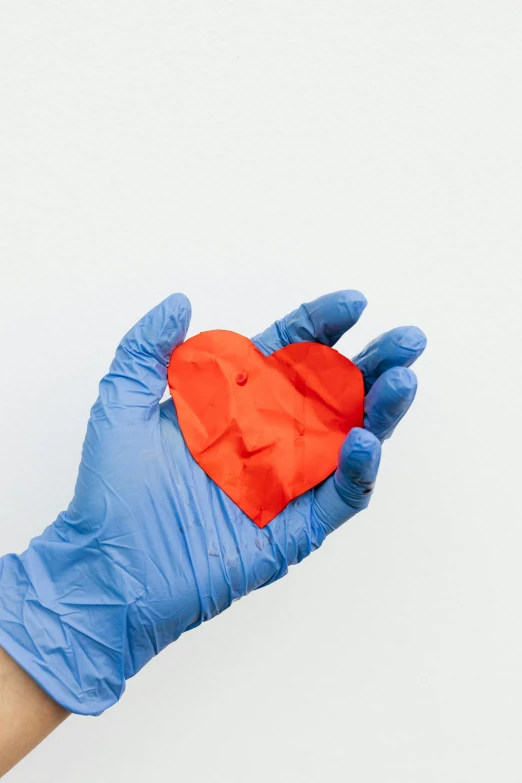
[1,2,521,781]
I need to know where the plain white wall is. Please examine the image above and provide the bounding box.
[1,2,521,781]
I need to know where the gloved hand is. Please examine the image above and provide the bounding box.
[0,291,426,715]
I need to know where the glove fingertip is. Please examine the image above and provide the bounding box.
[395,325,427,354]
[154,293,192,360]
[312,428,381,534]
[336,427,381,498]
[385,366,418,397]
[163,292,192,331]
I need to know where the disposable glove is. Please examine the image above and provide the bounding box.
[0,291,426,715]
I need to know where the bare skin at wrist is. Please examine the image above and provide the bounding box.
[0,646,69,777]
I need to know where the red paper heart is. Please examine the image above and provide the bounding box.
[168,330,364,528]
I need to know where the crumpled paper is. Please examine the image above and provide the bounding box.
[168,330,364,527]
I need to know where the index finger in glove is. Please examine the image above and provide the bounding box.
[252,290,368,355]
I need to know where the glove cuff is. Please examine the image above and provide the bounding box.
[0,546,126,716]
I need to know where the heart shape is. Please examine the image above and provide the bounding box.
[168,330,364,528]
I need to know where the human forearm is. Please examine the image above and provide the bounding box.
[0,646,69,778]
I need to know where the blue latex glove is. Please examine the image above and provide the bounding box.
[0,292,426,715]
